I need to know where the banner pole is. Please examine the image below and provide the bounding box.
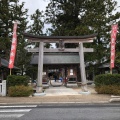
[10,69,12,75]
[110,68,112,74]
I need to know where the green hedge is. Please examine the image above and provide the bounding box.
[8,85,33,97]
[94,74,120,87]
[7,75,29,88]
[94,74,120,95]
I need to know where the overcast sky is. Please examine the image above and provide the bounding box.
[19,0,49,15]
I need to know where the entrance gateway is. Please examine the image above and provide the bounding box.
[24,33,97,94]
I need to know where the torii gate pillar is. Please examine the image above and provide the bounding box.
[35,42,45,96]
[79,43,90,94]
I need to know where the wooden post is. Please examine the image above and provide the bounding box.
[110,68,112,74]
[10,69,12,75]
[36,42,43,93]
[79,43,89,93]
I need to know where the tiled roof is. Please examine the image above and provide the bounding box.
[0,58,19,69]
[31,53,80,64]
[24,33,97,39]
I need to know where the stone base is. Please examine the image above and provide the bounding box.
[33,86,46,96]
[79,91,91,95]
[34,92,46,96]
[81,84,88,92]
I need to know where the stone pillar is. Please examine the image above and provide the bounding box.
[36,42,43,93]
[79,43,90,94]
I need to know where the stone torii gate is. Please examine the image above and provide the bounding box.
[24,33,97,95]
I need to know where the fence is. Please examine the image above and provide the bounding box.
[0,80,6,96]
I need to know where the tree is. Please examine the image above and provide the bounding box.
[0,0,13,58]
[29,9,44,35]
[0,0,31,75]
[29,9,51,48]
[45,0,120,73]
[12,1,31,75]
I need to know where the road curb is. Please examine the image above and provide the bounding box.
[111,95,120,98]
[0,101,110,105]
[109,98,120,102]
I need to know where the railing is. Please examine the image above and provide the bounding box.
[0,80,6,96]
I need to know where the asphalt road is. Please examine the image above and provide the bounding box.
[0,103,120,120]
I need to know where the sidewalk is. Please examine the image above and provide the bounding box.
[0,85,111,104]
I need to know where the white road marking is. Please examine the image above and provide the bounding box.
[0,105,37,108]
[0,114,24,118]
[0,109,31,112]
[0,105,35,118]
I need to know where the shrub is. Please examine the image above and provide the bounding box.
[94,74,120,95]
[8,85,33,97]
[95,85,120,95]
[94,74,120,87]
[7,75,29,88]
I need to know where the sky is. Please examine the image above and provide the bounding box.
[19,0,50,32]
[19,0,49,15]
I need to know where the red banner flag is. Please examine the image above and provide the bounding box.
[110,24,118,68]
[8,22,18,69]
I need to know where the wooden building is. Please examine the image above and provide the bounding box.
[30,52,81,83]
[0,58,19,81]
[98,63,119,74]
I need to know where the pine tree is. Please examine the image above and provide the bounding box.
[29,9,44,35]
[0,0,30,75]
[11,1,30,75]
[29,9,51,48]
[45,0,120,73]
[0,0,13,58]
